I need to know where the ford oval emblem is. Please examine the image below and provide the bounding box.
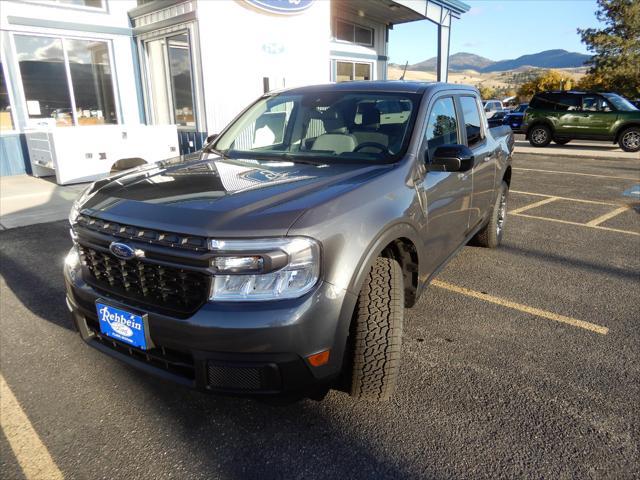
[109,242,136,260]
[244,0,314,15]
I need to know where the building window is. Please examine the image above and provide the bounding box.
[334,20,374,47]
[25,0,105,10]
[14,35,118,127]
[1,61,15,131]
[335,61,372,82]
[144,32,196,128]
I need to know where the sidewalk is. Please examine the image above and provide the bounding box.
[0,175,88,230]
[514,135,639,160]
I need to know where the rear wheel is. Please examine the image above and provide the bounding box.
[619,127,640,152]
[348,257,404,401]
[528,125,552,147]
[554,138,571,145]
[474,181,509,248]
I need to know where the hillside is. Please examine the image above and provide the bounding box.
[402,49,590,73]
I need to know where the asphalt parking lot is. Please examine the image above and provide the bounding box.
[1,152,639,479]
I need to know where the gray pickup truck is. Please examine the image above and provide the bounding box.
[65,81,513,401]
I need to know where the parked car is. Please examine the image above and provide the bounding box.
[65,81,514,401]
[483,99,505,119]
[523,91,640,152]
[487,110,509,128]
[502,103,529,133]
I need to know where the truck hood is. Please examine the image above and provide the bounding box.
[81,153,390,237]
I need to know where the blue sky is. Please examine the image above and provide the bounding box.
[388,0,602,64]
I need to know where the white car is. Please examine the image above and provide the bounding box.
[483,99,505,119]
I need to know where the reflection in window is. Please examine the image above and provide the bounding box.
[167,34,195,127]
[66,39,117,125]
[14,35,117,127]
[460,96,483,147]
[1,62,15,131]
[425,97,458,159]
[14,35,74,127]
[335,61,371,83]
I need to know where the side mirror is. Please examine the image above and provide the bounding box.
[205,133,218,146]
[426,144,474,172]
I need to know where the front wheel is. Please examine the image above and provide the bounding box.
[528,125,552,147]
[474,181,509,248]
[348,257,404,401]
[619,127,640,152]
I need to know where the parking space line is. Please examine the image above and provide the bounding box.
[509,196,558,214]
[512,212,640,236]
[431,280,609,335]
[0,373,64,480]
[510,190,622,207]
[512,167,638,181]
[585,206,631,227]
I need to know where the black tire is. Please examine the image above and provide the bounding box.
[528,125,552,147]
[474,181,509,248]
[349,257,404,401]
[618,127,640,152]
[554,138,571,145]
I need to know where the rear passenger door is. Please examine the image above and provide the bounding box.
[458,95,496,228]
[417,95,473,274]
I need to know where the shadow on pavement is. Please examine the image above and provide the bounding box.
[0,220,417,479]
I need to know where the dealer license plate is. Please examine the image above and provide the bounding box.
[96,302,148,350]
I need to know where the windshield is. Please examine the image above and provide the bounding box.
[212,91,421,163]
[602,93,638,112]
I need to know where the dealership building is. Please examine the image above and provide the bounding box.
[0,0,469,183]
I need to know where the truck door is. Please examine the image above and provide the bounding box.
[416,96,473,274]
[579,94,617,137]
[458,95,496,229]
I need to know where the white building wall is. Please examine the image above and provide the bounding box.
[196,0,331,135]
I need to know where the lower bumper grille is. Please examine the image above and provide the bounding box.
[207,362,282,392]
[78,245,210,316]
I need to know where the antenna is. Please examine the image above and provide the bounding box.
[399,61,409,80]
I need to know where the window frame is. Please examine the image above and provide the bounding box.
[332,59,374,82]
[420,94,462,163]
[138,24,204,132]
[333,18,375,47]
[9,31,121,128]
[20,0,107,13]
[457,94,486,148]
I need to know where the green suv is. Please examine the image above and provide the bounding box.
[523,91,640,152]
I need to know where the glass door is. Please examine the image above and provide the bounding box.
[144,32,196,129]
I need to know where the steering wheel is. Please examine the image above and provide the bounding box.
[353,142,392,155]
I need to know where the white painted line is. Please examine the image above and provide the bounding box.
[510,190,622,207]
[512,212,640,236]
[0,374,64,480]
[586,206,630,227]
[432,280,609,335]
[513,167,638,181]
[509,196,558,215]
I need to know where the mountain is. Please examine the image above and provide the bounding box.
[482,49,590,72]
[405,49,590,73]
[409,52,494,72]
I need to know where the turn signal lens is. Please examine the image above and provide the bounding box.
[307,350,330,367]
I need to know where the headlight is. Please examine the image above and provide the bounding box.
[209,237,320,301]
[68,183,95,225]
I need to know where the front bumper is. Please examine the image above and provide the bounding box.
[64,249,357,396]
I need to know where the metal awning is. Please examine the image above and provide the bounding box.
[332,0,470,27]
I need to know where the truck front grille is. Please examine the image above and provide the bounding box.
[78,244,210,317]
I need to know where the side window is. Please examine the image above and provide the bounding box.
[424,97,459,160]
[553,94,580,111]
[582,95,611,112]
[232,99,294,150]
[459,96,484,147]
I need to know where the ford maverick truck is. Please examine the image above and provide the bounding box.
[65,81,513,401]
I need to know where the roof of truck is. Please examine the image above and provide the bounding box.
[274,81,476,96]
